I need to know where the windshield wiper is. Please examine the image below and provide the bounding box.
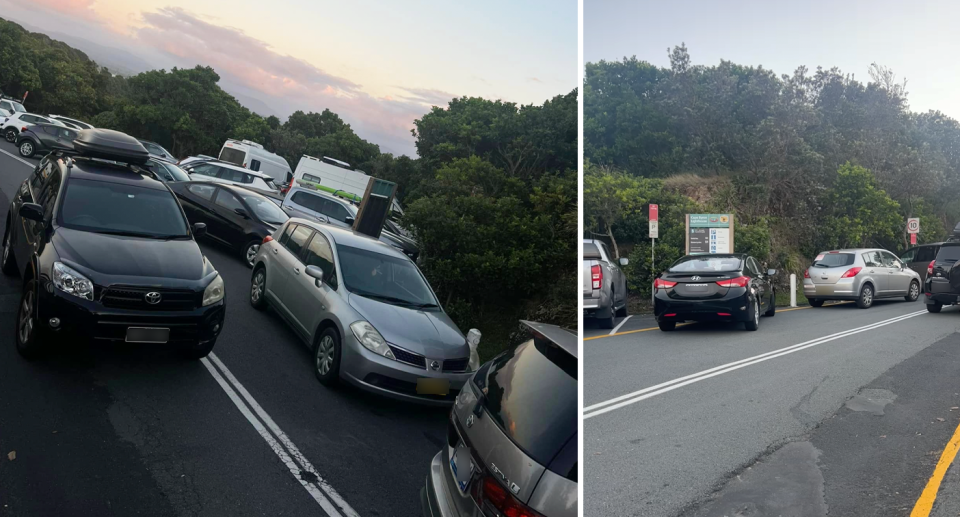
[94,229,186,239]
[353,290,420,307]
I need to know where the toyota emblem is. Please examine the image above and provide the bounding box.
[144,292,162,305]
[466,414,475,428]
[430,360,440,371]
[691,276,701,281]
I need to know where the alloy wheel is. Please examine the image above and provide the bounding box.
[3,233,10,264]
[18,289,33,345]
[246,244,260,266]
[19,143,32,156]
[315,335,335,376]
[251,271,264,303]
[910,282,919,300]
[863,286,873,306]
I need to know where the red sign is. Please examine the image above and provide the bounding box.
[911,233,917,245]
[650,204,658,222]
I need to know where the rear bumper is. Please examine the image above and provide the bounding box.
[654,289,751,322]
[924,278,959,305]
[802,277,861,299]
[583,291,611,318]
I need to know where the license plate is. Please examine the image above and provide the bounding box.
[417,378,450,395]
[126,327,170,343]
[449,444,475,494]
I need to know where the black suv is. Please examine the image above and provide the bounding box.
[1,129,226,359]
[924,240,960,313]
[16,123,78,158]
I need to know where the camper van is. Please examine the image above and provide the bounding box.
[291,155,403,214]
[217,139,292,185]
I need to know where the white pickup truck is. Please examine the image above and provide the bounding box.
[583,239,629,328]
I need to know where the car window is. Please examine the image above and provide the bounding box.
[214,189,244,211]
[58,178,189,237]
[238,192,289,225]
[814,253,857,268]
[219,147,245,166]
[937,246,960,262]
[12,102,25,113]
[20,115,36,123]
[338,244,438,306]
[304,232,338,289]
[900,249,917,263]
[291,191,324,213]
[42,125,59,136]
[670,256,742,272]
[279,223,297,247]
[220,168,247,183]
[241,173,256,185]
[187,183,216,200]
[917,246,937,262]
[861,252,882,268]
[152,164,174,182]
[0,101,10,111]
[284,225,312,260]
[303,173,321,183]
[250,159,261,172]
[158,162,191,182]
[190,164,220,177]
[264,179,279,191]
[880,251,899,267]
[60,128,77,139]
[324,199,351,222]
[38,167,62,219]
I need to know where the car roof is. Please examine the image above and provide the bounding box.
[520,320,578,359]
[205,160,273,179]
[288,218,407,259]
[66,158,171,191]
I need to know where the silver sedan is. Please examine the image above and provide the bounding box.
[249,218,478,405]
[803,248,921,308]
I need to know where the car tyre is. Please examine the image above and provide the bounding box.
[2,226,17,276]
[905,281,920,302]
[856,284,874,309]
[4,128,16,143]
[764,292,776,317]
[616,303,628,318]
[809,298,824,307]
[658,320,676,332]
[250,267,267,310]
[18,140,35,158]
[313,327,341,386]
[597,310,615,329]
[744,298,760,331]
[242,239,260,268]
[15,278,44,360]
[179,339,216,360]
[927,303,943,313]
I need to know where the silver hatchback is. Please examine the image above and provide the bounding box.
[249,218,477,405]
[803,248,921,308]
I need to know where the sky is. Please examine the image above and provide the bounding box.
[585,0,960,120]
[0,0,577,157]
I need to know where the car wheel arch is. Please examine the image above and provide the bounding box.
[314,319,343,346]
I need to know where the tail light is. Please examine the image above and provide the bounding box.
[928,260,936,275]
[262,235,273,245]
[472,474,544,517]
[20,126,26,132]
[803,269,810,279]
[716,276,750,288]
[841,267,862,278]
[591,265,602,289]
[653,278,676,290]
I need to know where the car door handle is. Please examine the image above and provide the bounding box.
[273,248,278,255]
[294,267,300,275]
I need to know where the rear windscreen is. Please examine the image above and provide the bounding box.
[583,242,600,259]
[219,147,245,166]
[812,253,856,268]
[937,246,960,262]
[472,336,576,467]
[669,256,741,272]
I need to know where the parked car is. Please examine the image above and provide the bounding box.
[2,113,65,142]
[281,186,420,261]
[421,320,577,517]
[655,253,776,331]
[0,97,27,118]
[15,123,78,158]
[582,239,628,329]
[900,242,943,290]
[145,158,191,183]
[218,139,292,186]
[169,181,290,267]
[290,154,403,214]
[804,249,920,309]
[138,139,176,162]
[922,242,960,313]
[182,160,281,193]
[177,155,216,167]
[249,218,476,405]
[1,129,225,359]
[47,115,94,130]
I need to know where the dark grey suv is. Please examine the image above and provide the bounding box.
[16,123,78,158]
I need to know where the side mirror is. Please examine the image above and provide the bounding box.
[192,222,207,237]
[619,257,629,266]
[345,216,355,226]
[767,269,777,276]
[234,208,249,218]
[305,265,324,287]
[19,203,43,222]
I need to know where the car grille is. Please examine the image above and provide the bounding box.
[100,286,198,311]
[442,358,469,373]
[388,344,426,369]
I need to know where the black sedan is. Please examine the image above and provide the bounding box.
[653,253,777,331]
[15,123,78,158]
[169,181,289,267]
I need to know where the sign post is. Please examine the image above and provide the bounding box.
[650,204,658,305]
[907,217,920,246]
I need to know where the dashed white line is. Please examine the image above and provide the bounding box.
[609,315,632,335]
[584,310,927,419]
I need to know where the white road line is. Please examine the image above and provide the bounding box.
[584,310,927,419]
[609,315,632,335]
[208,353,360,517]
[0,146,36,168]
[200,357,344,516]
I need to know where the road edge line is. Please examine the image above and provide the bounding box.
[0,146,35,168]
[910,415,960,516]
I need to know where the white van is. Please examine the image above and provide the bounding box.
[217,139,292,185]
[291,155,403,214]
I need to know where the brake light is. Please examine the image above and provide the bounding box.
[928,260,936,275]
[653,278,677,289]
[717,312,732,316]
[262,235,273,245]
[716,276,750,288]
[841,267,862,278]
[804,269,810,279]
[473,474,544,517]
[21,126,26,132]
[591,265,602,290]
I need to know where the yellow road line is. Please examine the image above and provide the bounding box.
[910,417,960,516]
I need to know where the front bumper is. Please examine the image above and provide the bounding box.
[39,285,225,345]
[654,288,752,322]
[339,336,473,407]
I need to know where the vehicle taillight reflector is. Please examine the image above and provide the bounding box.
[472,474,544,517]
[804,269,810,279]
[716,276,750,288]
[653,278,677,290]
[663,313,677,317]
[262,235,273,245]
[591,264,602,290]
[928,260,936,275]
[841,267,862,278]
[21,126,26,132]
[717,312,731,316]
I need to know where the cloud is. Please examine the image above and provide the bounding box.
[134,7,433,155]
[11,0,98,22]
[527,77,542,83]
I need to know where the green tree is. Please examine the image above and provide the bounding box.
[822,163,902,250]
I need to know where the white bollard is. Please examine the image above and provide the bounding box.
[790,273,797,307]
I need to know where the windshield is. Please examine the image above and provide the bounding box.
[239,192,289,225]
[59,178,189,238]
[669,256,742,272]
[12,102,25,113]
[151,161,191,182]
[265,179,279,191]
[220,147,245,166]
[812,253,856,268]
[338,244,437,307]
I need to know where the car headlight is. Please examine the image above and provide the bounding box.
[350,321,395,360]
[52,262,94,300]
[202,274,224,306]
[467,328,481,371]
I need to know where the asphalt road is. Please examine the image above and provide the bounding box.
[585,291,960,516]
[0,142,449,516]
